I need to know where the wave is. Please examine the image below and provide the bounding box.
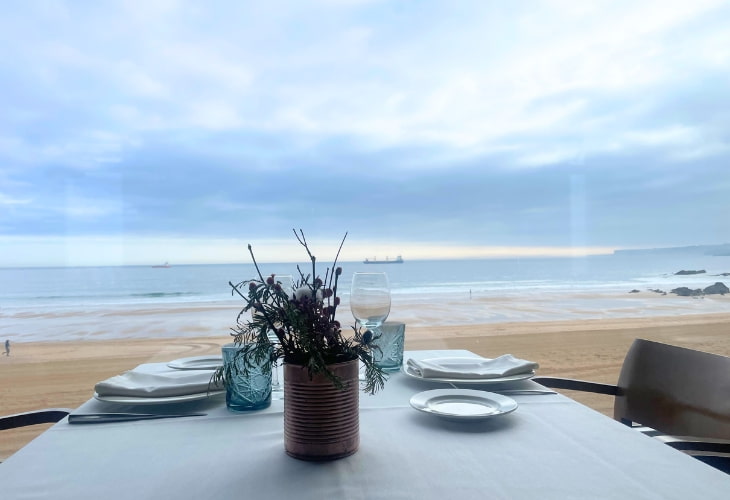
[26,291,202,300]
[129,292,199,298]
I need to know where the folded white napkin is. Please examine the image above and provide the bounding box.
[94,362,223,398]
[406,355,539,379]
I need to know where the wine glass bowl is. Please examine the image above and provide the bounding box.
[350,272,391,331]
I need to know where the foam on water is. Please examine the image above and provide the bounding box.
[2,254,729,342]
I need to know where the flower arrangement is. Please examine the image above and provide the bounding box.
[214,229,386,395]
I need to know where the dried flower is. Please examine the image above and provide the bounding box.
[294,285,322,302]
[217,229,386,394]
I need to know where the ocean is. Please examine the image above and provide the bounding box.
[1,253,729,342]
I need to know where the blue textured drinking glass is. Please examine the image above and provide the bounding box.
[221,343,272,412]
[373,321,405,372]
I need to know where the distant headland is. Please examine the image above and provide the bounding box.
[614,244,730,256]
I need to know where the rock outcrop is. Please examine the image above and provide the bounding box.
[671,287,703,296]
[674,270,706,275]
[703,282,729,295]
[671,282,728,296]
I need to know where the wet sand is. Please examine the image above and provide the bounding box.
[3,312,730,460]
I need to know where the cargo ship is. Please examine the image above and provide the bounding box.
[363,255,403,264]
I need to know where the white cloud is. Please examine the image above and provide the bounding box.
[63,199,120,219]
[1,0,729,266]
[5,0,728,163]
[624,125,697,147]
[36,130,134,170]
[116,61,168,97]
[0,235,249,267]
[0,193,32,206]
[516,148,582,168]
[621,126,729,162]
[186,101,244,130]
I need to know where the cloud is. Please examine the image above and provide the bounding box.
[0,194,32,206]
[0,1,729,265]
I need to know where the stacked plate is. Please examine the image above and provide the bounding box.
[93,356,225,405]
[166,355,223,370]
[403,356,535,421]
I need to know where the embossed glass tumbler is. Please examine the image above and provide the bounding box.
[375,321,406,372]
[221,343,272,412]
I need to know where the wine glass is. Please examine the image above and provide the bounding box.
[267,274,292,397]
[350,272,391,334]
[272,274,294,302]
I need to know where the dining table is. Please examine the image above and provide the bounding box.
[1,349,729,499]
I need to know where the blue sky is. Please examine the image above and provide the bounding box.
[1,0,729,266]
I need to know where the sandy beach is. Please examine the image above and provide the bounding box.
[3,312,730,460]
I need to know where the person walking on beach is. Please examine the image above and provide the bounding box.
[4,339,9,356]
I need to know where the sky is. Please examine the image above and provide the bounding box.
[1,0,729,266]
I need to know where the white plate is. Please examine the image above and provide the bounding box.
[410,389,518,421]
[402,363,535,385]
[93,391,224,405]
[167,355,223,370]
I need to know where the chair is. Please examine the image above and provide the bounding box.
[0,408,71,431]
[1,408,71,463]
[533,339,730,473]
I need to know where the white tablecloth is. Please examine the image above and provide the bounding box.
[2,350,729,499]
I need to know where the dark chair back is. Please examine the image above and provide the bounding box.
[615,339,730,439]
[0,409,71,431]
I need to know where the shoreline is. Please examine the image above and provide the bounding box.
[6,308,730,343]
[3,312,730,460]
[3,291,729,343]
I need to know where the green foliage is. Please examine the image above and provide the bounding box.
[214,229,386,395]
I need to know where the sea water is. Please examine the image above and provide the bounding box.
[1,253,729,342]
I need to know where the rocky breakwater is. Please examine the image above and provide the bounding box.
[671,282,730,297]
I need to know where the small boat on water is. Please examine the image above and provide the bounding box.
[151,262,171,268]
[363,255,404,264]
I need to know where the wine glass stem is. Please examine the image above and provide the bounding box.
[267,329,282,394]
[271,360,280,388]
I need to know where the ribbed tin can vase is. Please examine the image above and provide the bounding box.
[283,359,359,461]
